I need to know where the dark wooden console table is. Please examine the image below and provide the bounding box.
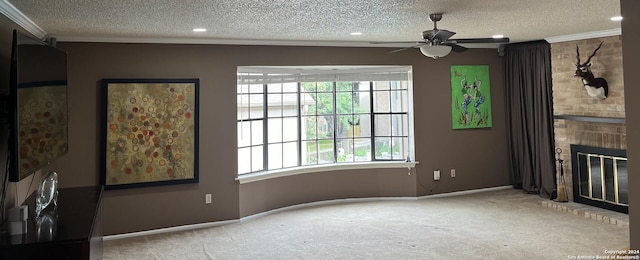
[1,186,103,260]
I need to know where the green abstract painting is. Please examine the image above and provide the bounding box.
[451,65,492,129]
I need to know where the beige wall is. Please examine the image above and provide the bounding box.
[551,36,626,202]
[47,42,510,235]
[621,0,640,250]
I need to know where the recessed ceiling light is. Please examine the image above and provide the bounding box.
[611,16,623,21]
[350,32,363,36]
[492,34,504,39]
[193,28,207,32]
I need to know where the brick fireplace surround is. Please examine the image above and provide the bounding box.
[551,35,626,203]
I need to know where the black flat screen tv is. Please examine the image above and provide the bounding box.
[6,30,68,182]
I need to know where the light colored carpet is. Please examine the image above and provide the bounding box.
[103,188,630,260]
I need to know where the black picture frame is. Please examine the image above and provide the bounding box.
[100,78,199,190]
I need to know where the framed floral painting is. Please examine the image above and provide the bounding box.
[101,78,199,189]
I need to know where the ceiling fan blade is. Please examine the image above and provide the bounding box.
[432,29,456,41]
[443,43,468,53]
[388,43,427,53]
[448,37,510,44]
[422,29,456,42]
[370,41,424,44]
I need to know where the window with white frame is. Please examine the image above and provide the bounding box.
[237,66,414,175]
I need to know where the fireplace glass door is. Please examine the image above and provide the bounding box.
[572,144,628,213]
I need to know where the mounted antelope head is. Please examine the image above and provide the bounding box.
[575,41,608,100]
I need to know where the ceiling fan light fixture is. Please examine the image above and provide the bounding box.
[420,45,452,59]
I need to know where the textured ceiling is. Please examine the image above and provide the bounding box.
[6,0,622,46]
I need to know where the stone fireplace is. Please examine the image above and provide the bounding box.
[551,35,626,210]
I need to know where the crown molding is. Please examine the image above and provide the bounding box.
[545,28,621,43]
[0,0,47,39]
[54,35,403,48]
[53,35,509,50]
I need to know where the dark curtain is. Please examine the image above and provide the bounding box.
[504,41,556,198]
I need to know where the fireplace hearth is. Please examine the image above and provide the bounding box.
[571,144,628,214]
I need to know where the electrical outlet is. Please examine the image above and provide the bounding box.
[451,169,456,178]
[205,194,212,204]
[434,170,441,181]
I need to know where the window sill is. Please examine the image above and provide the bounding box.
[236,161,419,184]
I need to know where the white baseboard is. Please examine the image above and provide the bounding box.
[418,185,512,200]
[103,185,513,241]
[103,219,240,241]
